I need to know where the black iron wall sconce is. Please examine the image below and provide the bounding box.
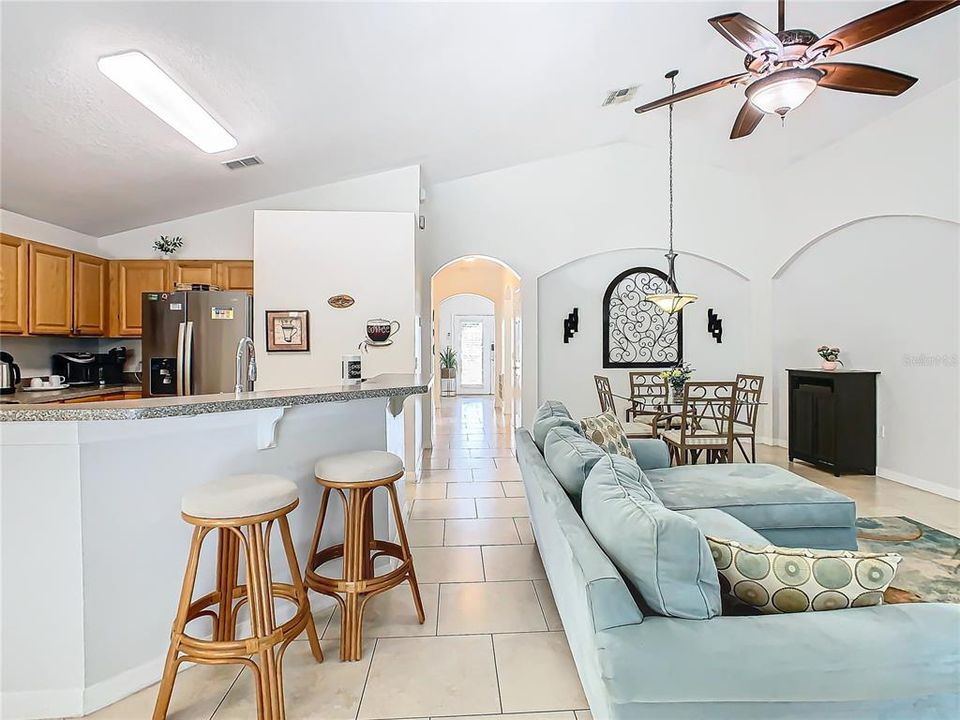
[707,308,722,344]
[563,308,579,343]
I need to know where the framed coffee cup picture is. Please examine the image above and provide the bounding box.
[265,310,310,352]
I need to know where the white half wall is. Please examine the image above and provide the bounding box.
[773,215,959,499]
[253,210,417,389]
[538,248,753,421]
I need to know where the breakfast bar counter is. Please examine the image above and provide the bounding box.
[0,374,429,719]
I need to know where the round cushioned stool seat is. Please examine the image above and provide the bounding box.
[181,474,298,519]
[315,450,404,483]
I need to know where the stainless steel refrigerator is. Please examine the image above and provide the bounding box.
[141,290,254,397]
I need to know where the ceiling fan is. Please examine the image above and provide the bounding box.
[634,0,959,139]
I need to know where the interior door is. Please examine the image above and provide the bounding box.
[455,315,494,395]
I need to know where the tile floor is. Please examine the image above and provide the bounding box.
[88,395,959,719]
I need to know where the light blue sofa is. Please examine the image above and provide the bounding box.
[518,407,960,719]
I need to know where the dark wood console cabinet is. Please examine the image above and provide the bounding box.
[787,369,879,476]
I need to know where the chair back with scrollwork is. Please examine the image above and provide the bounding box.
[679,382,736,447]
[735,374,764,430]
[628,371,667,419]
[594,375,616,415]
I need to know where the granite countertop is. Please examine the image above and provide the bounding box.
[3,384,141,405]
[0,373,431,422]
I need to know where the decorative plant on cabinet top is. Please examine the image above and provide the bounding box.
[153,235,183,258]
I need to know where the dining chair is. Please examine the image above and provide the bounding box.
[626,371,668,423]
[593,374,654,438]
[659,381,736,465]
[733,373,764,463]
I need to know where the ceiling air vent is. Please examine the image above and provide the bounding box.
[222,155,263,170]
[602,86,638,107]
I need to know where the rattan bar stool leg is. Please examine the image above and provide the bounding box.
[278,514,323,663]
[246,521,281,720]
[153,526,208,720]
[386,482,425,623]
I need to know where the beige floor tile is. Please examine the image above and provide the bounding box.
[534,579,563,631]
[447,713,576,720]
[447,482,506,499]
[494,632,589,713]
[406,519,445,547]
[409,483,447,499]
[448,458,498,469]
[426,447,473,458]
[514,517,536,544]
[575,710,594,720]
[411,498,477,520]
[423,457,450,470]
[358,635,500,719]
[473,466,523,482]
[438,581,547,635]
[325,583,439,640]
[469,448,518,458]
[86,663,238,719]
[477,497,529,518]
[447,439,493,449]
[482,545,546,581]
[445,518,521,546]
[420,468,476,483]
[214,639,369,719]
[501,482,526,498]
[412,546,485,583]
[495,457,521,470]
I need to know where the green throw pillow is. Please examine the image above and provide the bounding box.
[707,537,902,614]
[580,410,635,460]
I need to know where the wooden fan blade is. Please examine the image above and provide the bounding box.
[805,0,960,60]
[634,73,750,114]
[815,62,918,95]
[709,13,783,55]
[730,101,764,140]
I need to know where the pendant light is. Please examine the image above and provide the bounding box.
[646,69,698,315]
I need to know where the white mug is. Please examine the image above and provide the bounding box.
[29,377,44,388]
[48,375,65,387]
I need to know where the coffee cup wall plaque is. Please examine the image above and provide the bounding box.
[359,318,400,352]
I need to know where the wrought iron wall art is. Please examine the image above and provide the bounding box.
[603,266,683,368]
[563,308,579,343]
[707,308,723,343]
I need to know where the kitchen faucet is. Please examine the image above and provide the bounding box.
[235,337,257,394]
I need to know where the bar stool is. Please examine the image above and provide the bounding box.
[304,451,425,661]
[153,474,323,720]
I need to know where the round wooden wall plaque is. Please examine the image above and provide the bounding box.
[328,294,355,309]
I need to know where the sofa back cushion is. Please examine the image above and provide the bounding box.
[582,454,722,619]
[544,426,608,509]
[535,400,571,421]
[533,409,582,452]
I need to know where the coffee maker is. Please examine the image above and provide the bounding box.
[52,347,127,386]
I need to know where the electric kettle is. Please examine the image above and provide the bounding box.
[0,351,21,394]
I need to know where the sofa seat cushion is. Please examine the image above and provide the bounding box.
[544,426,608,509]
[582,454,721,619]
[645,463,857,550]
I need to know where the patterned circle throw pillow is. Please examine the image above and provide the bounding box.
[706,537,901,614]
[580,411,636,460]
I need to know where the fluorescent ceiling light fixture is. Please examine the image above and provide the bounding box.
[98,51,237,153]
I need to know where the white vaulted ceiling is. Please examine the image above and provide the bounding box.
[1,1,957,236]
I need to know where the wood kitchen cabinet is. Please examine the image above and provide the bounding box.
[217,261,254,292]
[111,260,171,336]
[0,233,28,334]
[172,260,218,288]
[73,253,108,336]
[28,241,73,335]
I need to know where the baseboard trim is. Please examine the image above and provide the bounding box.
[876,466,960,502]
[1,688,82,720]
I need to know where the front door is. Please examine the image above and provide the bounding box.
[455,315,494,395]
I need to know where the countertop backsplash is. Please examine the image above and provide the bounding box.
[0,336,142,377]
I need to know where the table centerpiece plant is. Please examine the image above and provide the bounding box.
[817,345,844,371]
[660,362,694,403]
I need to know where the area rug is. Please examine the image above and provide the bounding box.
[856,516,960,604]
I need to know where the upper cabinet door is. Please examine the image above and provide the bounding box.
[73,253,108,336]
[218,261,254,292]
[115,260,171,336]
[28,242,73,335]
[173,260,218,288]
[0,233,28,334]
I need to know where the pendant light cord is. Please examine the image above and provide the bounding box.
[668,74,675,260]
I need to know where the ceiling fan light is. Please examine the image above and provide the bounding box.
[746,68,821,116]
[646,292,699,315]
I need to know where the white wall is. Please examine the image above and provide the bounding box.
[773,216,959,499]
[252,210,417,389]
[0,209,100,254]
[97,165,421,258]
[538,248,752,421]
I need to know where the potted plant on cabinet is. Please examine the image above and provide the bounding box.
[153,235,183,259]
[817,345,844,371]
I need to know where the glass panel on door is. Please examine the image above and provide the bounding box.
[458,320,484,387]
